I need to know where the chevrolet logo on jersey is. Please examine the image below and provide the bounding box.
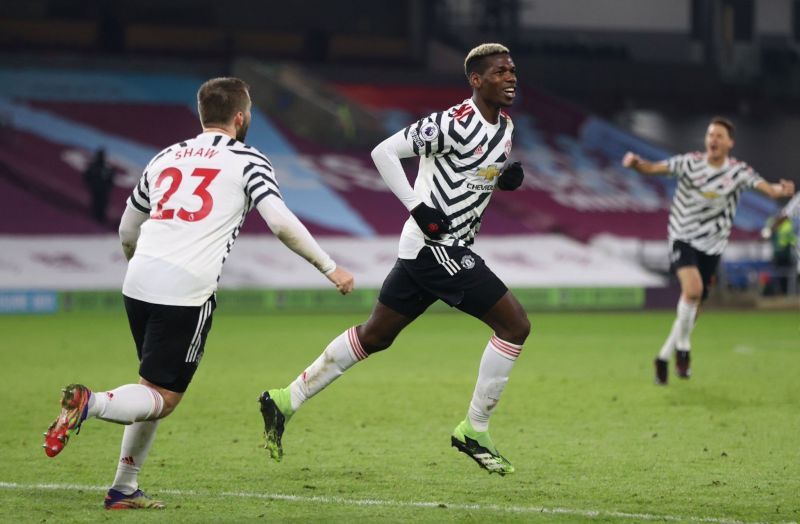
[702,191,721,199]
[477,165,500,181]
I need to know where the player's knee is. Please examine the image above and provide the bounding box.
[682,288,703,303]
[680,278,704,303]
[357,326,396,354]
[360,334,395,354]
[513,315,532,343]
[150,390,182,419]
[156,400,179,419]
[154,405,174,419]
[497,315,530,346]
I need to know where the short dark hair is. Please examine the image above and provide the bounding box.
[709,116,735,139]
[197,77,250,127]
[464,43,510,77]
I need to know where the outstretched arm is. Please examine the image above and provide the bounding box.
[118,204,149,260]
[622,152,670,176]
[256,197,354,295]
[754,179,796,200]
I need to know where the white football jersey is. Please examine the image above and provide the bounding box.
[397,98,514,259]
[666,153,764,255]
[123,131,281,306]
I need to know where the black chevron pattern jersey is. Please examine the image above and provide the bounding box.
[666,152,764,255]
[397,98,514,259]
[123,132,282,306]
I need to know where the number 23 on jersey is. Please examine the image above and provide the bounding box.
[152,167,220,222]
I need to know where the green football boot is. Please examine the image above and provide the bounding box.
[258,388,294,462]
[451,418,515,476]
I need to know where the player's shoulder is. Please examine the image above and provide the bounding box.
[728,156,749,168]
[688,151,704,160]
[445,99,475,122]
[728,156,758,175]
[145,139,191,170]
[224,140,273,168]
[673,151,704,166]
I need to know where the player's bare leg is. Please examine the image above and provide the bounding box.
[655,266,702,383]
[260,302,414,461]
[674,267,702,378]
[451,291,530,475]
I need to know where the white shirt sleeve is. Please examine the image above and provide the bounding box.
[118,203,149,260]
[370,130,423,211]
[740,163,765,189]
[666,154,687,177]
[255,196,336,274]
[784,192,800,218]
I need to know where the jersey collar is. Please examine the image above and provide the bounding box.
[198,130,229,138]
[466,98,502,129]
[705,154,730,170]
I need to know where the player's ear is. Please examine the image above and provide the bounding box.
[469,71,482,90]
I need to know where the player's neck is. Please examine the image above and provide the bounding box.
[471,95,500,124]
[203,126,236,139]
[706,153,727,168]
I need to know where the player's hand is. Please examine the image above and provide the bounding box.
[622,152,640,169]
[497,161,524,191]
[410,204,450,239]
[326,267,354,295]
[778,179,796,197]
[121,241,136,261]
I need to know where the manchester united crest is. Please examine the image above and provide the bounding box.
[461,254,476,269]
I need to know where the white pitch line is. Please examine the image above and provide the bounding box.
[0,481,794,524]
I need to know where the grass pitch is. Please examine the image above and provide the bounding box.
[0,309,798,522]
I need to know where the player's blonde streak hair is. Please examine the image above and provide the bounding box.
[464,43,510,76]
